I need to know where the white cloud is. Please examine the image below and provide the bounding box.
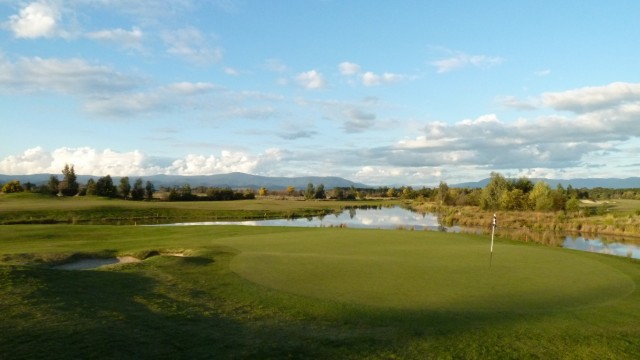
[432,51,503,73]
[0,146,282,177]
[296,70,325,90]
[542,82,640,113]
[8,1,60,38]
[339,61,360,76]
[0,56,141,95]
[86,27,144,52]
[161,26,223,65]
[497,95,538,111]
[391,103,639,172]
[361,71,404,86]
[84,81,216,117]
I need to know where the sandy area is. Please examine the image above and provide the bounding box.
[54,256,141,270]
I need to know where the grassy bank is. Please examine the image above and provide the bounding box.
[1,225,639,358]
[414,200,640,240]
[0,193,400,225]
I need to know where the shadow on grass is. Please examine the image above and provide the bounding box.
[2,250,639,359]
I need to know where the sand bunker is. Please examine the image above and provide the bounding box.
[54,256,141,270]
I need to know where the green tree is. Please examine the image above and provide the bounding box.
[529,181,554,211]
[47,175,60,195]
[131,178,145,200]
[436,181,450,205]
[513,177,534,194]
[402,186,416,199]
[566,196,580,213]
[145,181,155,200]
[60,164,79,196]
[314,184,326,199]
[552,184,568,211]
[119,177,131,199]
[85,178,97,195]
[96,175,117,197]
[498,188,525,210]
[2,180,23,193]
[179,184,194,200]
[305,183,315,200]
[480,172,509,210]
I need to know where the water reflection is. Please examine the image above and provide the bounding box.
[563,236,640,259]
[166,206,457,231]
[158,206,640,259]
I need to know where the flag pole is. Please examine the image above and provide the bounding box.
[489,213,496,268]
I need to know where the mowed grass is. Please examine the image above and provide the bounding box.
[0,192,400,224]
[1,225,640,359]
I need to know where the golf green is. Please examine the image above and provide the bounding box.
[226,229,635,311]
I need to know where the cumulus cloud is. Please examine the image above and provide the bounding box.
[161,26,223,65]
[338,61,406,87]
[391,103,638,172]
[542,82,640,113]
[432,51,503,73]
[0,146,283,176]
[361,71,404,86]
[296,70,326,90]
[339,61,360,75]
[7,1,61,38]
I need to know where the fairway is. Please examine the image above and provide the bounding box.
[225,229,635,311]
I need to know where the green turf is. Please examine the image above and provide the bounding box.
[1,225,640,359]
[225,230,634,311]
[0,192,401,224]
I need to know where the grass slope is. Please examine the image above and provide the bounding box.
[1,225,640,359]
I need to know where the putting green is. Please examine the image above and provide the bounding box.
[227,229,635,311]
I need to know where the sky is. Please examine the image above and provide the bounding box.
[1,0,639,186]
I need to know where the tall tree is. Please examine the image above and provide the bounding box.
[47,175,60,195]
[131,178,145,200]
[305,183,315,200]
[480,172,509,210]
[528,181,554,211]
[85,178,97,195]
[314,184,326,199]
[145,181,155,200]
[96,175,117,197]
[436,181,450,205]
[60,164,79,196]
[119,177,131,199]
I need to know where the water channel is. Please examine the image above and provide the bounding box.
[160,206,640,260]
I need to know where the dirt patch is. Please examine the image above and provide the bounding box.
[54,256,141,270]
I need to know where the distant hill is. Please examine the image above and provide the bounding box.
[0,172,370,190]
[452,177,640,189]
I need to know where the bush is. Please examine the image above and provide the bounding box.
[2,180,24,193]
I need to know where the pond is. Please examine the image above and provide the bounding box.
[160,206,455,231]
[159,206,640,260]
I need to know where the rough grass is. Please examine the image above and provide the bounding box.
[1,225,640,359]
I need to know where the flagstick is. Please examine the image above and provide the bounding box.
[489,213,496,268]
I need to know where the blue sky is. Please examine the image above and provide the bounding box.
[1,1,639,186]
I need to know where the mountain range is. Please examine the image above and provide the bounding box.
[452,177,640,189]
[1,172,639,190]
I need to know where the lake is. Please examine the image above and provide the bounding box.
[160,206,640,260]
